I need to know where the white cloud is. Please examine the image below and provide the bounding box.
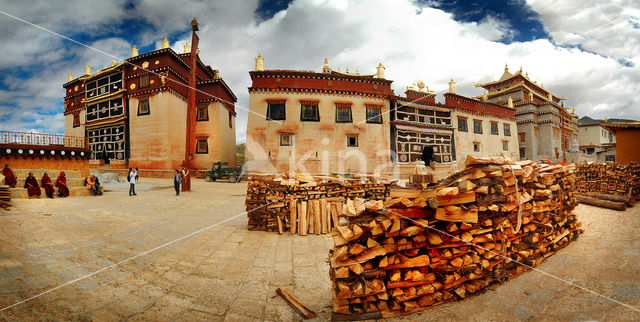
[0,0,638,144]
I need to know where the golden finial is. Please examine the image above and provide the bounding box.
[417,80,425,91]
[68,72,73,82]
[376,62,385,79]
[85,64,91,75]
[322,57,330,72]
[110,60,116,67]
[255,54,264,71]
[162,37,170,49]
[183,42,190,53]
[346,66,349,73]
[504,63,509,72]
[131,45,138,57]
[448,78,456,94]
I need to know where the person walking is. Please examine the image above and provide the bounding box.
[129,168,137,196]
[174,169,182,196]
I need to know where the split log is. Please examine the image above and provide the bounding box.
[276,286,317,319]
[576,195,626,211]
[578,192,635,206]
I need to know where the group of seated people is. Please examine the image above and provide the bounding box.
[3,164,102,198]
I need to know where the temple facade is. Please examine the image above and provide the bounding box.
[245,57,393,175]
[473,65,578,161]
[63,37,237,171]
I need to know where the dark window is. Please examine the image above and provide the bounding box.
[336,105,352,123]
[502,141,508,151]
[458,117,467,132]
[473,142,480,152]
[267,102,285,120]
[490,122,498,135]
[196,138,208,154]
[504,124,511,136]
[520,148,526,159]
[605,155,615,161]
[229,111,233,128]
[301,102,319,121]
[138,98,150,116]
[347,134,358,147]
[196,104,208,121]
[519,132,526,143]
[76,96,83,106]
[140,73,150,88]
[73,114,80,128]
[473,120,483,134]
[366,106,382,124]
[280,133,292,146]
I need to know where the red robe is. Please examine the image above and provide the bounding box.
[42,174,54,198]
[24,175,41,197]
[3,167,17,186]
[56,172,69,197]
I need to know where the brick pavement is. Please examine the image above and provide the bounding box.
[0,178,638,321]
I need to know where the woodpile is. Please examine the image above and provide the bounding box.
[575,162,640,198]
[329,156,583,320]
[0,185,11,210]
[246,174,391,234]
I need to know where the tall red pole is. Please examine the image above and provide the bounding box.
[182,18,199,191]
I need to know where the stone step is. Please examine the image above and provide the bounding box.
[11,186,94,199]
[10,169,83,178]
[14,177,87,187]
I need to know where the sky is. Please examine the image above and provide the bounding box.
[0,0,638,143]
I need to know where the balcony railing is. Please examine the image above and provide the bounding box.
[0,131,88,149]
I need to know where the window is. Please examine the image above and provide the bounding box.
[196,137,208,154]
[336,105,352,123]
[520,148,526,159]
[366,105,382,124]
[280,133,292,146]
[73,114,80,128]
[196,104,208,121]
[504,124,511,136]
[534,127,539,138]
[76,95,83,106]
[518,132,526,143]
[301,102,319,121]
[605,155,616,162]
[473,142,480,152]
[267,101,285,120]
[85,72,122,99]
[473,120,483,134]
[140,73,150,88]
[229,111,233,128]
[458,117,468,132]
[502,141,508,151]
[347,134,358,147]
[490,122,498,135]
[138,98,150,116]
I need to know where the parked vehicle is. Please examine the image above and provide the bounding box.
[204,161,243,183]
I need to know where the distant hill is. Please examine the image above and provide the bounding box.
[578,116,636,125]
[236,143,246,165]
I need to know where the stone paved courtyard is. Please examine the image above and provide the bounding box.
[0,178,639,321]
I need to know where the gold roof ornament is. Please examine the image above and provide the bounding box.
[482,91,488,101]
[162,37,170,49]
[547,93,552,101]
[110,60,116,67]
[529,91,533,101]
[68,72,73,82]
[322,57,330,73]
[376,62,385,79]
[499,63,513,81]
[183,42,191,54]
[255,54,264,71]
[196,48,200,55]
[507,96,513,108]
[131,45,138,57]
[449,78,456,94]
[346,66,349,73]
[85,64,91,75]
[417,80,425,91]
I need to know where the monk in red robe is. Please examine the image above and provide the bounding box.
[56,172,69,197]
[24,172,41,198]
[3,164,17,188]
[41,173,54,198]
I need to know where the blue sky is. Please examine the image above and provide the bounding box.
[0,0,638,141]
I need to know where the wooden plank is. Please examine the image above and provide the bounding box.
[277,216,284,235]
[290,200,297,234]
[330,202,340,227]
[314,200,321,235]
[276,286,317,319]
[299,201,307,236]
[322,199,329,233]
[308,201,315,234]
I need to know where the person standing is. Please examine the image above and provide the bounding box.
[174,170,182,196]
[129,168,137,196]
[41,173,54,198]
[3,164,17,188]
[24,172,41,198]
[181,165,190,192]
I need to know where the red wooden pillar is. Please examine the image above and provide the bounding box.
[182,18,199,192]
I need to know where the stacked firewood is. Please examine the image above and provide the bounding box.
[329,156,583,320]
[246,174,392,234]
[575,162,640,198]
[0,185,11,210]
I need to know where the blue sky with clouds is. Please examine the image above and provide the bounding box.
[0,0,638,142]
